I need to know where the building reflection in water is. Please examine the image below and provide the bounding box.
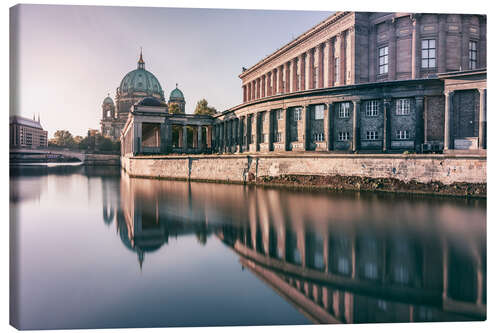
[108,170,486,323]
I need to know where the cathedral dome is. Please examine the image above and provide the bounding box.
[103,95,114,105]
[169,85,184,100]
[137,97,166,107]
[118,52,164,99]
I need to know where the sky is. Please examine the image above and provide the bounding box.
[11,4,331,137]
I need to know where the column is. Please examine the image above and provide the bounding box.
[411,14,420,79]
[444,91,454,150]
[369,26,377,82]
[438,15,447,73]
[339,31,346,85]
[327,38,335,87]
[300,53,306,90]
[307,48,314,89]
[182,125,188,152]
[160,122,167,153]
[266,72,271,97]
[479,88,486,149]
[246,116,251,151]
[318,44,324,88]
[415,96,424,152]
[133,121,142,155]
[285,61,291,93]
[197,125,203,152]
[292,58,298,92]
[207,126,212,150]
[383,98,391,152]
[325,103,332,151]
[352,100,360,152]
[388,20,396,80]
[303,105,309,150]
[461,15,470,70]
[277,65,283,94]
[166,122,173,153]
[272,69,278,95]
[284,108,290,151]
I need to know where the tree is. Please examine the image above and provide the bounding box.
[168,103,182,114]
[51,130,75,148]
[194,99,217,115]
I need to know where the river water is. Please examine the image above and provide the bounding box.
[9,164,486,329]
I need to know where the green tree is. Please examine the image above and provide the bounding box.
[51,130,75,148]
[194,99,217,115]
[168,103,183,114]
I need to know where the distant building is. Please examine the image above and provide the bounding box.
[101,51,172,141]
[168,84,186,114]
[10,115,48,149]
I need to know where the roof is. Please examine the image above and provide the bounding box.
[10,116,44,130]
[169,87,184,100]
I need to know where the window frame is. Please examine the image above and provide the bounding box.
[366,131,379,140]
[421,39,436,69]
[314,105,325,120]
[396,130,410,140]
[365,100,379,117]
[378,46,389,75]
[339,102,350,118]
[469,40,478,70]
[338,131,350,141]
[395,99,411,116]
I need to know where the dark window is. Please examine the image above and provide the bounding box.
[422,39,436,68]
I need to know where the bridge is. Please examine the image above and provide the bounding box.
[10,147,120,165]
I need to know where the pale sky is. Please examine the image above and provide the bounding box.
[12,4,331,137]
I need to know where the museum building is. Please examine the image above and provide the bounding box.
[121,11,487,156]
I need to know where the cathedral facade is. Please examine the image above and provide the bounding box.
[100,52,185,140]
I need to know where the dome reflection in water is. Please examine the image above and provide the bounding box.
[10,166,486,329]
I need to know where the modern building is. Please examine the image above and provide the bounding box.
[10,115,48,149]
[121,11,486,156]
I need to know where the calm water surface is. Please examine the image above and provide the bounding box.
[10,165,486,329]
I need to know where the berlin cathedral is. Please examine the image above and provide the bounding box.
[100,52,186,141]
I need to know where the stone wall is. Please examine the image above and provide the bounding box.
[122,154,486,186]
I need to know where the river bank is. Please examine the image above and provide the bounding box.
[121,153,487,198]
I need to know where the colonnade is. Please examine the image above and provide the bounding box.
[242,28,350,103]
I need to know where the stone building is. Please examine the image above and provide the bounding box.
[121,11,487,156]
[100,51,166,141]
[10,115,48,149]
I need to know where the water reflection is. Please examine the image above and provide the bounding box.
[112,170,486,323]
[10,166,486,327]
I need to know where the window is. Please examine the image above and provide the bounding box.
[396,130,410,139]
[379,46,389,74]
[338,132,350,141]
[469,41,477,70]
[334,57,340,82]
[396,99,411,115]
[339,102,350,118]
[366,131,379,140]
[276,132,282,143]
[365,100,379,117]
[276,109,283,120]
[293,108,302,121]
[314,105,324,120]
[421,39,436,69]
[313,133,324,141]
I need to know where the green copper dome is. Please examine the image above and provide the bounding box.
[169,84,184,100]
[103,95,114,105]
[118,52,164,99]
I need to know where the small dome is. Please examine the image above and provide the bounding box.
[137,97,165,107]
[103,95,114,105]
[169,85,184,100]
